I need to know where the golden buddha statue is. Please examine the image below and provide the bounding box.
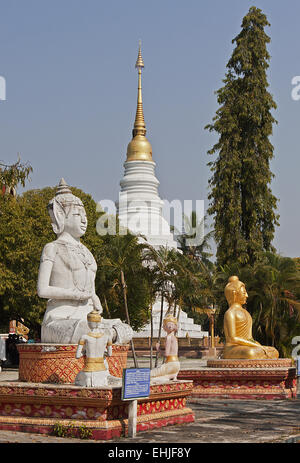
[223,276,279,359]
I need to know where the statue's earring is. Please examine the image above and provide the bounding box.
[232,290,236,303]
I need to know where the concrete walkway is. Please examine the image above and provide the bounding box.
[0,358,299,444]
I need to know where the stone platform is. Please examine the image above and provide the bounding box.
[178,359,297,400]
[17,344,129,383]
[0,379,194,440]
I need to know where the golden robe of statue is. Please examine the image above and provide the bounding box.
[223,276,279,359]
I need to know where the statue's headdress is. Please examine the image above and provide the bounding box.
[163,314,178,329]
[87,309,102,323]
[47,178,84,235]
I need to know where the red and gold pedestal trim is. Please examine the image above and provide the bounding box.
[178,364,297,400]
[0,380,194,440]
[17,344,129,384]
[207,358,294,369]
[106,345,129,378]
[0,408,195,440]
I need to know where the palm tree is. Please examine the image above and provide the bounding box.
[176,212,214,271]
[170,253,201,320]
[251,252,300,355]
[173,253,221,346]
[98,231,150,367]
[174,211,218,326]
[145,247,212,362]
[144,245,178,367]
[142,266,157,369]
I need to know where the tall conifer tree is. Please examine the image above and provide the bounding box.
[206,6,279,267]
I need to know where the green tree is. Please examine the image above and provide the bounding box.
[98,232,152,367]
[206,6,279,268]
[177,212,214,271]
[0,157,32,194]
[175,252,218,333]
[174,215,218,332]
[144,246,178,367]
[171,253,202,321]
[250,252,300,356]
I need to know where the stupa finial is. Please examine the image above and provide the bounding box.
[126,42,153,162]
[135,40,144,69]
[133,41,146,137]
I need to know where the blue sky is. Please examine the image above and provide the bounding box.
[0,0,299,257]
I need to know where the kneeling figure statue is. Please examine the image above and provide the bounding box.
[150,314,180,383]
[75,309,113,387]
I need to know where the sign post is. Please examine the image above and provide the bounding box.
[128,399,138,437]
[122,368,150,438]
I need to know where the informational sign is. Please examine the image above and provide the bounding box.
[122,368,150,401]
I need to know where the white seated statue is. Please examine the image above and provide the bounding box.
[75,309,113,387]
[150,314,180,384]
[37,178,133,345]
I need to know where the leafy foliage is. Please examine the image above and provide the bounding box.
[176,212,214,271]
[206,6,279,267]
[0,157,32,191]
[96,231,152,331]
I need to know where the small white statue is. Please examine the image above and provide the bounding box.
[75,310,113,387]
[150,314,180,384]
[37,179,133,345]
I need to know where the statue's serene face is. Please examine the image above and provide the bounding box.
[236,284,248,305]
[225,282,248,306]
[164,321,177,334]
[88,321,101,330]
[64,205,87,238]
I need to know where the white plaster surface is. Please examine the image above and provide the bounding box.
[117,160,178,249]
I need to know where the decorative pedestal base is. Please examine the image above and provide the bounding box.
[17,344,129,383]
[0,380,194,440]
[178,359,297,400]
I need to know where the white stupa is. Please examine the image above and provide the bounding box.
[116,44,208,339]
[116,44,177,249]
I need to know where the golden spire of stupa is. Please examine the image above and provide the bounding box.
[126,41,153,162]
